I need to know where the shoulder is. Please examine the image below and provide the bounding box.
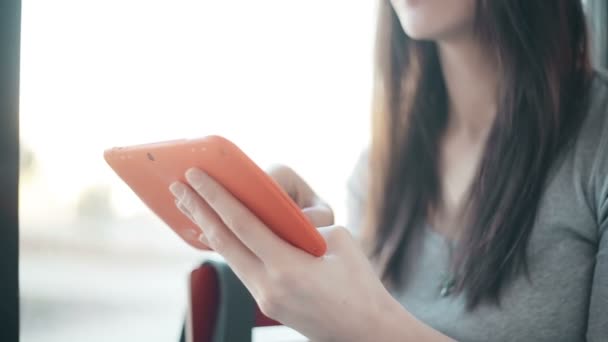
[586,69,608,116]
[577,70,608,164]
[581,69,608,128]
[575,70,608,233]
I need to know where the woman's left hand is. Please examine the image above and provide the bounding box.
[169,168,420,342]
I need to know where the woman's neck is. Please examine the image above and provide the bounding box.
[438,36,498,140]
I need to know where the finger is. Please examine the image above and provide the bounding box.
[302,204,334,227]
[265,165,334,226]
[175,199,210,246]
[265,164,296,199]
[317,225,355,251]
[184,168,297,264]
[170,182,264,282]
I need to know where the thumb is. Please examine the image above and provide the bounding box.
[302,204,334,227]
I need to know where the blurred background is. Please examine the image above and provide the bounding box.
[19,0,375,340]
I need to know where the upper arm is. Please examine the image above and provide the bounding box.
[587,193,608,341]
[586,86,608,341]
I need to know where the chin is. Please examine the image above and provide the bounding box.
[400,17,475,42]
[391,0,476,42]
[393,10,453,41]
[402,25,444,41]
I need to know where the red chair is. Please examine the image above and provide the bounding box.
[181,259,281,342]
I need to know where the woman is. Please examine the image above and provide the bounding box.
[169,0,607,340]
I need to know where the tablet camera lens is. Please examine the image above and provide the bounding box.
[147,152,155,161]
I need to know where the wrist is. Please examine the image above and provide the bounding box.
[364,293,453,342]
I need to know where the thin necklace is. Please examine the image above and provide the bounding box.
[439,239,457,297]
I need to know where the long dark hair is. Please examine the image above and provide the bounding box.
[366,0,592,310]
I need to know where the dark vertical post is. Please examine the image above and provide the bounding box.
[0,0,21,340]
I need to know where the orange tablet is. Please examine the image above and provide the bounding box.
[104,135,326,257]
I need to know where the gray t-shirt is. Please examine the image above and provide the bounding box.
[346,72,608,341]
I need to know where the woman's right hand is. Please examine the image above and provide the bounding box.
[266,165,334,228]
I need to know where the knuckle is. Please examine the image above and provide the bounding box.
[327,226,352,243]
[257,290,285,319]
[320,226,353,246]
[258,298,278,318]
[272,269,298,290]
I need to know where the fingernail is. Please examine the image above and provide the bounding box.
[174,199,188,213]
[169,182,186,199]
[185,168,206,184]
